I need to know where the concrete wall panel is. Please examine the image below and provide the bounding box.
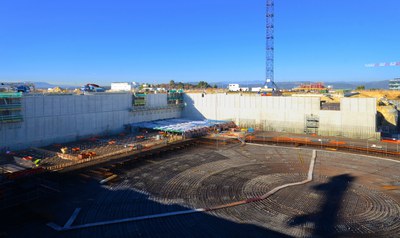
[34,96,44,117]
[1,92,380,150]
[146,94,167,108]
[0,93,140,150]
[183,93,379,139]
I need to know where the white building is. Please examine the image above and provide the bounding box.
[251,87,262,92]
[111,82,132,92]
[228,84,240,91]
[228,84,252,92]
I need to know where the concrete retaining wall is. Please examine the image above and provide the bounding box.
[319,98,378,138]
[0,93,180,150]
[145,94,168,108]
[0,92,380,150]
[183,93,379,139]
[130,107,181,123]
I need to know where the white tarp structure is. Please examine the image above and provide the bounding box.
[131,119,232,133]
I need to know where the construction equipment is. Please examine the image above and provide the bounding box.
[265,0,278,91]
[365,61,400,67]
[365,62,399,90]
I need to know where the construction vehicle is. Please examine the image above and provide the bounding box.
[81,83,105,93]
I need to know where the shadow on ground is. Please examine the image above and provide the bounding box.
[288,174,355,237]
[0,171,290,238]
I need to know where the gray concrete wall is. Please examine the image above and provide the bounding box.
[0,93,181,150]
[318,98,378,138]
[0,92,380,150]
[130,106,181,123]
[183,93,379,139]
[145,94,167,108]
[131,93,181,123]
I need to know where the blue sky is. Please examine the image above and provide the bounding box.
[0,0,399,86]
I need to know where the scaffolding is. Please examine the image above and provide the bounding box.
[0,92,23,123]
[167,90,184,105]
[132,93,146,107]
[305,114,319,134]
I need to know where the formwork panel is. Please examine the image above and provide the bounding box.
[95,95,103,112]
[88,96,96,113]
[34,96,44,117]
[340,98,351,112]
[34,117,45,141]
[25,116,36,141]
[74,96,83,114]
[351,99,359,112]
[24,97,35,118]
[43,97,53,117]
[60,96,68,115]
[42,116,53,137]
[102,96,112,112]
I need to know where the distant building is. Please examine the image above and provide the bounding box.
[251,87,262,92]
[389,78,400,90]
[111,82,132,91]
[156,88,166,92]
[228,84,249,92]
[228,84,240,91]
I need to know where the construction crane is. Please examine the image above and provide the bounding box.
[365,61,400,67]
[264,0,278,91]
[365,61,400,90]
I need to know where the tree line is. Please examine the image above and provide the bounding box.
[153,80,218,90]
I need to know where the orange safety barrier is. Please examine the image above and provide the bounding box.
[381,139,400,144]
[327,140,346,145]
[271,137,312,144]
[245,136,400,157]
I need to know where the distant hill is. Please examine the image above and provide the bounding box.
[33,82,77,89]
[33,82,57,89]
[363,80,389,90]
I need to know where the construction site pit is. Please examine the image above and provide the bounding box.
[1,140,400,238]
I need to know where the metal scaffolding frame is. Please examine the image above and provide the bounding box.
[0,92,23,123]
